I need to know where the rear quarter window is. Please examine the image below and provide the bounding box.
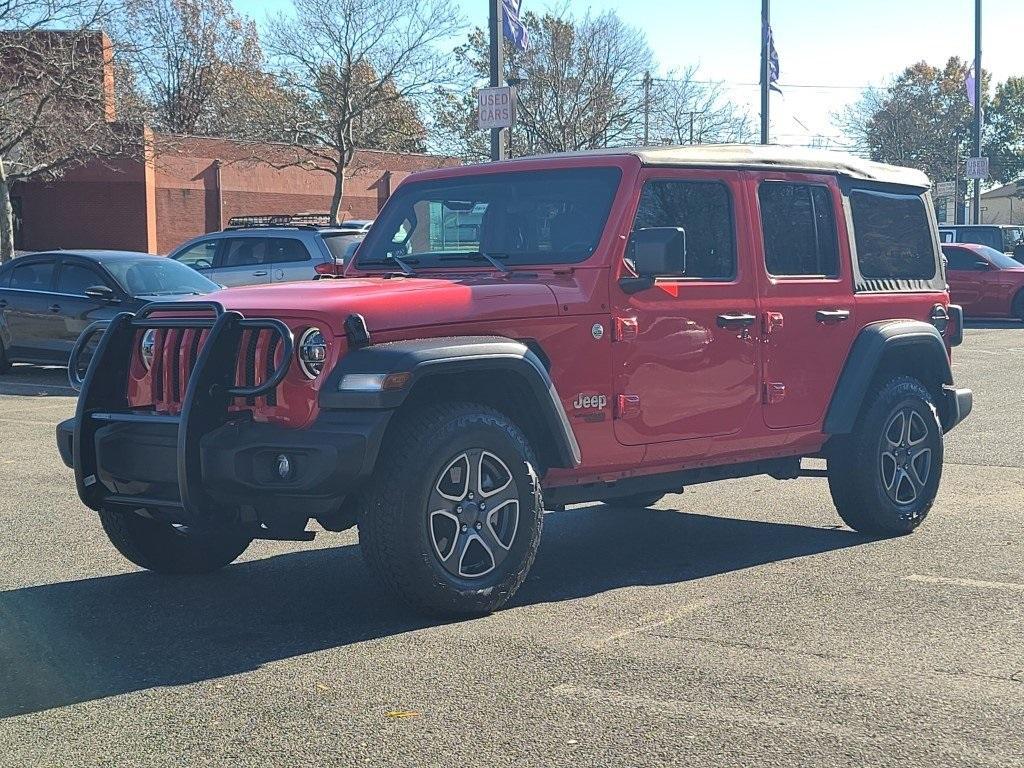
[849,190,937,282]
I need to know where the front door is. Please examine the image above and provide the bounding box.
[612,170,761,446]
[211,237,274,286]
[944,246,988,314]
[753,175,857,429]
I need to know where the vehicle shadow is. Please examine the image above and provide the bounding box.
[0,504,869,718]
[0,365,75,397]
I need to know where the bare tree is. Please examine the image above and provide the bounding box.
[264,0,464,224]
[112,0,285,138]
[0,0,127,262]
[431,8,653,160]
[649,67,754,145]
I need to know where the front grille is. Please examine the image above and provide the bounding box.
[145,325,284,413]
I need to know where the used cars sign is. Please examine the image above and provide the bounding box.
[477,86,514,130]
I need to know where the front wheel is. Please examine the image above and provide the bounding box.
[828,376,943,536]
[99,508,252,574]
[359,403,543,617]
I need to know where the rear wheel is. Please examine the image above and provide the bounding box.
[601,492,665,508]
[359,402,543,617]
[828,376,942,536]
[99,508,252,574]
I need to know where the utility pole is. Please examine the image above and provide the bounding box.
[489,0,505,161]
[642,71,652,145]
[972,0,983,223]
[760,0,770,145]
[689,111,695,145]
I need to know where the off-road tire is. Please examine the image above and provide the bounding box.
[601,492,665,508]
[827,376,943,536]
[359,402,543,617]
[1012,290,1024,322]
[99,508,252,574]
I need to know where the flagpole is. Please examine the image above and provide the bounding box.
[489,0,506,161]
[972,0,982,223]
[760,0,770,145]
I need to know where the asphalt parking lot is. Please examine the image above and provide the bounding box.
[0,324,1021,768]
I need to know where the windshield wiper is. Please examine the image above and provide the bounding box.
[359,252,419,275]
[439,250,510,273]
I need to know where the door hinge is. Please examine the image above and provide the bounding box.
[615,393,641,419]
[762,311,784,337]
[613,315,638,342]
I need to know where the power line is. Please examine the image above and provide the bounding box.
[643,76,879,91]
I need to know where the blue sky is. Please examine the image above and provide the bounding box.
[237,0,1023,147]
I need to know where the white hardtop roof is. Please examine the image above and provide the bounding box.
[528,144,931,189]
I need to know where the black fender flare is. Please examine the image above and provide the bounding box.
[824,320,954,434]
[319,336,581,468]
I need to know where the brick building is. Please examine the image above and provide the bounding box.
[13,130,459,254]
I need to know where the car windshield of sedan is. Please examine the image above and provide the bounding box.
[104,257,221,296]
[354,167,622,271]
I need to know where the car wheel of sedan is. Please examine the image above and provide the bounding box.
[1012,291,1024,322]
[359,402,543,617]
[99,508,252,574]
[0,339,10,374]
[828,376,943,536]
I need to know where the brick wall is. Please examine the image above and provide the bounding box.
[15,132,459,254]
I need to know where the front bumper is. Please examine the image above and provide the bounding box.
[58,410,391,522]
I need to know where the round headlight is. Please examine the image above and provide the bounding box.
[141,329,157,371]
[298,327,327,379]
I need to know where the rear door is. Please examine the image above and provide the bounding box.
[211,237,273,286]
[268,236,315,282]
[754,175,858,429]
[4,257,61,362]
[612,169,762,446]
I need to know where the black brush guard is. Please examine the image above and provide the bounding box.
[67,301,294,526]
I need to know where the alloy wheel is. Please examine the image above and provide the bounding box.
[879,407,933,510]
[428,449,520,579]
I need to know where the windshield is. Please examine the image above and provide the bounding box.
[355,167,622,270]
[321,233,364,262]
[104,257,220,296]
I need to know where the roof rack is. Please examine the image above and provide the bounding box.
[225,213,335,230]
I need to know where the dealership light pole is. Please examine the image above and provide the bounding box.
[972,0,982,223]
[489,0,506,161]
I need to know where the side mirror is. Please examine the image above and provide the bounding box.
[620,227,687,294]
[84,285,118,302]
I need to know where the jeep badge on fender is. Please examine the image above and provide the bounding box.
[55,145,972,618]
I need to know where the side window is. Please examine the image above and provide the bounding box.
[9,260,56,291]
[58,263,108,295]
[265,238,310,264]
[943,247,977,271]
[849,190,936,280]
[633,180,736,280]
[221,238,268,268]
[759,182,839,277]
[173,240,218,269]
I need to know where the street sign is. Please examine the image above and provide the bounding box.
[935,181,956,197]
[477,86,515,130]
[966,157,989,179]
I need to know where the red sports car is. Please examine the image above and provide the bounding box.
[943,242,1024,320]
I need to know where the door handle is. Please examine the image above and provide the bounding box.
[716,313,757,329]
[816,309,851,323]
[252,271,268,277]
[49,303,62,313]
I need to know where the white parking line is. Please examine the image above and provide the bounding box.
[905,574,1024,591]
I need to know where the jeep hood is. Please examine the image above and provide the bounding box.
[208,276,559,335]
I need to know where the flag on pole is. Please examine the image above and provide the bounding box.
[764,22,781,93]
[965,65,976,109]
[502,0,529,52]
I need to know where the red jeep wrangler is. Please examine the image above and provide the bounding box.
[58,145,972,616]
